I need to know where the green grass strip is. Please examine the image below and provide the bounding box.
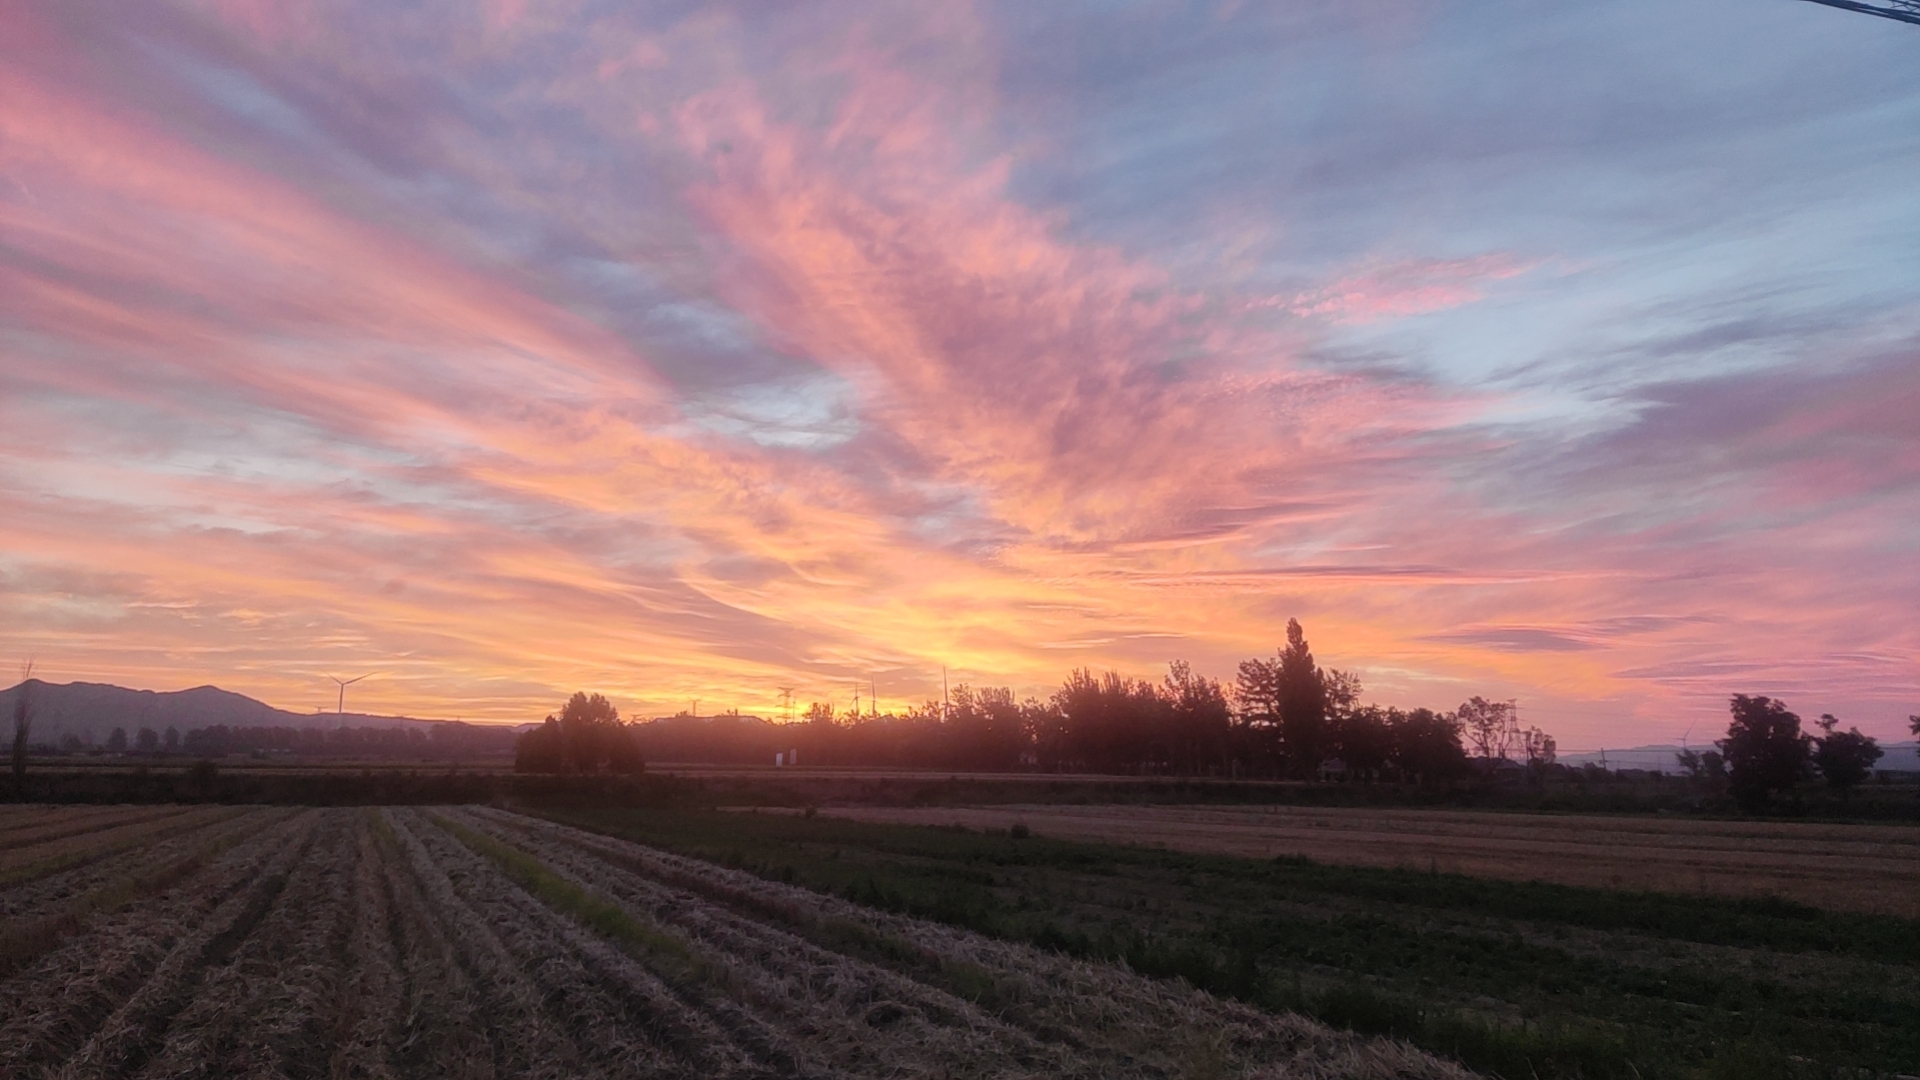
[426,813,694,968]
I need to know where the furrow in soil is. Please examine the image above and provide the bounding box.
[487,809,1472,1080]
[127,810,358,1080]
[456,807,1077,1079]
[371,809,497,1080]
[400,807,769,1080]
[0,808,303,1074]
[42,810,323,1080]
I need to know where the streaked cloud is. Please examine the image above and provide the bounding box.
[1,0,1915,747]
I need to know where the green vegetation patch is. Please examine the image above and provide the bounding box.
[537,807,1920,1080]
[425,813,693,967]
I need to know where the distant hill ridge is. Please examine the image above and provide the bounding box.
[1559,741,1920,775]
[0,679,451,743]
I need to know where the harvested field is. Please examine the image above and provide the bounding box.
[0,805,1467,1079]
[800,802,1920,916]
[0,805,248,896]
[564,806,1920,1080]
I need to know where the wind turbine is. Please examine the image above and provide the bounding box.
[328,673,372,719]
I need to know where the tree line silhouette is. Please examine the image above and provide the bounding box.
[517,620,1915,803]
[518,619,1562,781]
[1697,694,1900,811]
[514,691,645,774]
[158,721,516,760]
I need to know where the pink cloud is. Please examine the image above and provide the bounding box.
[667,42,1449,551]
[1,2,1913,748]
[1283,253,1539,324]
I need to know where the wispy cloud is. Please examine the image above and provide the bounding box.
[1281,254,1538,324]
[0,0,1915,746]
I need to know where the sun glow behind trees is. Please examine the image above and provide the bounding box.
[1,2,1916,747]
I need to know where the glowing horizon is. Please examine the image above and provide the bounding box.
[3,1,1916,750]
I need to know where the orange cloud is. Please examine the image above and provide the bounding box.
[2,2,1913,751]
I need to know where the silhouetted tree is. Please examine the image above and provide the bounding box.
[163,726,180,753]
[566,692,641,773]
[515,718,563,772]
[1813,714,1882,794]
[1232,655,1281,772]
[514,692,643,775]
[1053,669,1170,772]
[1322,669,1363,719]
[945,685,1027,770]
[1389,708,1469,782]
[1164,661,1231,775]
[106,727,128,753]
[1334,704,1394,781]
[1025,696,1071,771]
[1675,747,1726,788]
[1458,697,1517,768]
[1521,726,1557,781]
[603,727,646,775]
[135,727,159,754]
[1718,695,1813,812]
[1278,619,1329,775]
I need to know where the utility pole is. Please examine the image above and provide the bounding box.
[942,666,950,723]
[11,658,34,782]
[1797,0,1920,26]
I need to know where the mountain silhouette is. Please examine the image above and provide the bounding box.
[0,679,442,743]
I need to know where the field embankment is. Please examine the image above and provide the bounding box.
[0,803,1465,1079]
[11,764,1920,824]
[794,802,1920,917]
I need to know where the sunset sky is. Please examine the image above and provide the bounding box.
[3,0,1916,747]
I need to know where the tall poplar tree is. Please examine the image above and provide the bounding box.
[1278,618,1329,775]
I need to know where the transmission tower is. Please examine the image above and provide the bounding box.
[1798,0,1920,25]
